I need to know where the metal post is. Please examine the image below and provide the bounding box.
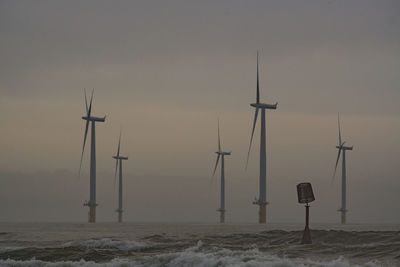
[301,203,312,244]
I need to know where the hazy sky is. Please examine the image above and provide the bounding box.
[0,0,399,223]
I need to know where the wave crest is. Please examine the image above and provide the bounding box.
[62,238,150,251]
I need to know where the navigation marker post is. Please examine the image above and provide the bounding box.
[297,182,315,244]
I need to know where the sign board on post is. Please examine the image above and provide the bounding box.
[297,183,315,204]
[297,182,315,244]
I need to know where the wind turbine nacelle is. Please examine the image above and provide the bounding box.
[252,199,269,205]
[83,200,98,207]
[336,145,353,150]
[250,102,278,109]
[113,156,128,160]
[82,116,106,122]
[215,151,231,155]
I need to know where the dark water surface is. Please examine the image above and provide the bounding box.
[0,223,399,266]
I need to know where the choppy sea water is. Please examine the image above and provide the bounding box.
[0,223,399,266]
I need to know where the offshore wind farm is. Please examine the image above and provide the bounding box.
[1,1,400,266]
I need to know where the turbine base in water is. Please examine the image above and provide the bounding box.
[341,211,347,224]
[88,206,96,223]
[258,203,267,224]
[219,211,225,223]
[118,211,123,223]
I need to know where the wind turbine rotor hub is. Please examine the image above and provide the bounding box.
[250,103,277,109]
[336,145,352,150]
[216,151,231,155]
[113,156,128,159]
[82,116,106,122]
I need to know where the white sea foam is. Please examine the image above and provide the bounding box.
[0,247,22,253]
[0,254,387,267]
[0,258,134,267]
[1,223,398,267]
[320,240,400,249]
[0,240,394,267]
[144,241,386,267]
[62,238,150,251]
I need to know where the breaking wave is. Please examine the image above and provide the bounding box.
[0,246,389,267]
[62,238,150,251]
[0,229,399,266]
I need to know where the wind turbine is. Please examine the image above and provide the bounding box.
[79,89,106,223]
[246,51,277,224]
[332,113,353,224]
[212,119,231,223]
[112,132,128,223]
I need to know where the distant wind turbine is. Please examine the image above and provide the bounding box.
[113,132,128,223]
[212,119,231,223]
[79,89,106,223]
[246,51,277,224]
[332,114,353,224]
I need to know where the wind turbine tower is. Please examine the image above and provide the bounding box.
[246,52,277,224]
[333,114,353,224]
[113,132,128,223]
[212,120,231,223]
[79,89,106,223]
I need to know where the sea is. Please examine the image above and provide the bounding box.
[0,222,399,266]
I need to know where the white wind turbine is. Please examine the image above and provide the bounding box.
[332,113,353,224]
[79,89,106,223]
[113,132,128,223]
[246,51,277,224]
[212,119,231,223]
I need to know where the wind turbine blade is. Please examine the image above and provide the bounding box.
[88,89,94,117]
[79,120,90,177]
[114,159,119,186]
[338,113,342,145]
[256,51,260,104]
[114,132,121,186]
[332,148,342,182]
[117,132,121,158]
[245,107,259,170]
[217,119,221,152]
[212,154,220,177]
[84,88,88,114]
